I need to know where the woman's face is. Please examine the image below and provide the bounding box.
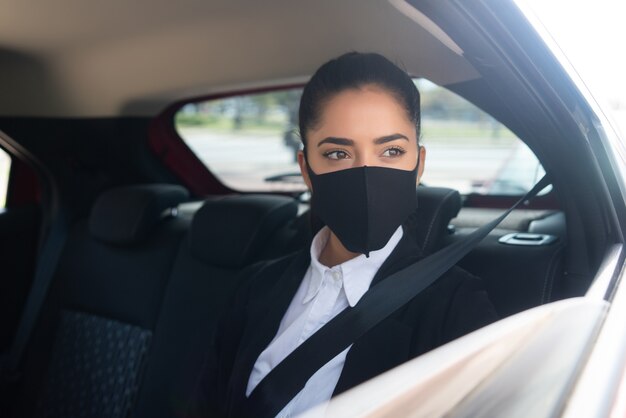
[298,85,426,189]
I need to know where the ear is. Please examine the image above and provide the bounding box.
[298,151,312,191]
[417,145,426,184]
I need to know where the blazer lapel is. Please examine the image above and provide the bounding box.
[334,225,424,396]
[226,249,311,415]
[228,214,428,407]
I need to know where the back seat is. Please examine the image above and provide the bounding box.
[14,184,190,418]
[11,182,564,417]
[133,194,299,417]
[12,188,300,418]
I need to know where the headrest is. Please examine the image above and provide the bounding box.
[414,186,462,254]
[189,194,298,268]
[89,184,189,245]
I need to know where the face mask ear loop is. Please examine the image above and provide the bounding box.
[416,144,422,177]
[416,144,422,211]
[302,136,310,165]
[302,145,316,192]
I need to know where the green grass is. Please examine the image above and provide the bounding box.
[175,114,287,136]
[175,113,221,126]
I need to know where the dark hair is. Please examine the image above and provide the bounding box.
[298,52,420,153]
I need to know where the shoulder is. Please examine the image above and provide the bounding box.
[440,265,489,295]
[243,249,309,287]
[233,249,310,305]
[400,265,498,347]
[437,265,499,341]
[214,249,309,346]
[412,264,487,303]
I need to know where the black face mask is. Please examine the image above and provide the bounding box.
[306,160,418,256]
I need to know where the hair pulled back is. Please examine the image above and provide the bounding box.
[299,52,420,152]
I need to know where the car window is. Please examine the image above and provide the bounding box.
[0,147,10,208]
[174,80,546,195]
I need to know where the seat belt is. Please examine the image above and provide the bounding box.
[243,175,551,418]
[0,207,68,390]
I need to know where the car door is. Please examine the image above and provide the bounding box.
[0,135,42,351]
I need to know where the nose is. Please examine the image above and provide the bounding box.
[352,154,377,168]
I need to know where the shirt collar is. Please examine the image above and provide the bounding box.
[303,225,404,307]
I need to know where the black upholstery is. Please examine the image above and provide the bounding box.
[133,194,300,418]
[414,186,461,253]
[14,185,189,418]
[55,219,187,329]
[89,184,189,245]
[450,210,566,318]
[188,194,298,268]
[36,310,152,418]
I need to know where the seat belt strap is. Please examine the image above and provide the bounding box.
[244,175,551,418]
[1,208,68,378]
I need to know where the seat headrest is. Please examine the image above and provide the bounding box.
[414,186,462,254]
[189,194,298,268]
[89,184,189,245]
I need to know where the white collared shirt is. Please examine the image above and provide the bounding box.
[246,225,404,417]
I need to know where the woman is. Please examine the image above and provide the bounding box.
[188,52,498,418]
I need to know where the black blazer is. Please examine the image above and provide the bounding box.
[186,219,499,418]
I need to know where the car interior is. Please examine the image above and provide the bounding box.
[0,0,622,417]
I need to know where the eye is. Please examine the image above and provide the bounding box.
[323,150,351,160]
[381,147,406,158]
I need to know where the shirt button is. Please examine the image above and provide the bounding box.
[331,271,341,281]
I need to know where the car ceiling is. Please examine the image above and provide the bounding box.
[0,0,479,117]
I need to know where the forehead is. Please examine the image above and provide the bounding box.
[311,87,416,142]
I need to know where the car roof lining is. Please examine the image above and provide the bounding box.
[0,0,480,117]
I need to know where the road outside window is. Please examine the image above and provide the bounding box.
[0,147,10,208]
[174,80,545,195]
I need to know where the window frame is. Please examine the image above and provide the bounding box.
[0,145,12,208]
[152,82,559,209]
[150,83,305,197]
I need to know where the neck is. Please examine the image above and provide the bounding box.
[319,231,360,267]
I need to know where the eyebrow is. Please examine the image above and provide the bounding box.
[373,134,410,144]
[317,137,354,147]
[317,133,409,147]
